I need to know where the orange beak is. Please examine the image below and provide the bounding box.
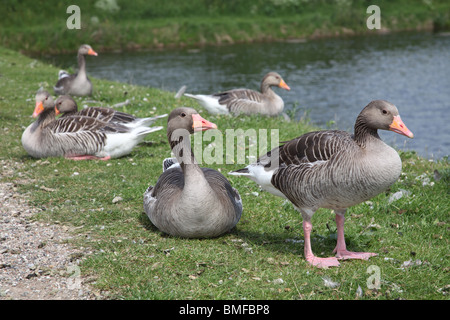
[279,79,290,91]
[88,48,98,56]
[389,115,414,138]
[55,106,61,116]
[32,101,44,118]
[192,114,218,132]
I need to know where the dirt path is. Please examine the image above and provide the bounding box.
[0,160,101,300]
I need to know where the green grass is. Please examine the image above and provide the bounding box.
[1,0,450,54]
[0,46,449,300]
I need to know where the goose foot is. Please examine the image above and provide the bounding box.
[306,255,340,269]
[65,155,111,161]
[334,250,377,261]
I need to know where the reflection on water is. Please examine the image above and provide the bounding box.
[43,32,450,159]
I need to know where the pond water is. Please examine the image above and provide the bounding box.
[43,32,450,159]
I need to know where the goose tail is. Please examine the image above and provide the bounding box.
[228,167,251,176]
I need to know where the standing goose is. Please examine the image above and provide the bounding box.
[54,44,98,96]
[21,91,163,160]
[55,95,167,129]
[144,107,242,238]
[184,72,290,116]
[230,100,414,268]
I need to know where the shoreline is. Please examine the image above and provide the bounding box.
[22,24,439,57]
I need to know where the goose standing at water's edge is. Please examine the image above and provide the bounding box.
[144,107,242,238]
[21,91,163,160]
[184,72,290,116]
[230,100,414,268]
[54,95,167,129]
[54,44,98,96]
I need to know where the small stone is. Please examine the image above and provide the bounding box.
[112,196,123,204]
[273,278,284,285]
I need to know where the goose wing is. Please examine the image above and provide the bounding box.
[48,115,128,134]
[277,130,353,165]
[214,89,265,113]
[202,168,243,216]
[269,130,356,206]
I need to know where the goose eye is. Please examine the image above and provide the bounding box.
[181,112,186,117]
[382,110,388,115]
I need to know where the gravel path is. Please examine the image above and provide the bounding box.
[0,160,100,300]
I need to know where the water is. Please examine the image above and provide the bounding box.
[43,32,450,159]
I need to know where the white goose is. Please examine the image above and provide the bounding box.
[21,90,163,160]
[54,44,98,96]
[230,100,414,268]
[184,72,290,116]
[54,95,167,129]
[144,107,242,238]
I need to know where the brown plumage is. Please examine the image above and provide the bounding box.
[144,107,242,238]
[53,44,98,96]
[21,90,162,160]
[184,72,290,116]
[230,100,414,268]
[55,95,167,128]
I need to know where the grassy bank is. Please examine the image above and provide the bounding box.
[0,46,449,301]
[2,0,450,54]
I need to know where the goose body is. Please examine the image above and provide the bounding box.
[21,91,163,160]
[144,107,242,238]
[184,72,290,116]
[230,100,414,268]
[54,44,98,96]
[55,95,167,129]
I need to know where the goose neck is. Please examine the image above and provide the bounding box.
[354,116,380,147]
[260,82,275,95]
[168,128,199,173]
[77,52,86,75]
[32,108,56,132]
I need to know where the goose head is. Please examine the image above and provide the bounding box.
[167,107,217,152]
[33,90,55,118]
[357,100,414,138]
[262,72,290,91]
[167,107,217,135]
[54,95,77,115]
[78,44,98,56]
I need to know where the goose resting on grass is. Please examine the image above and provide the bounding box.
[184,72,290,116]
[54,95,167,129]
[54,44,98,96]
[144,107,242,238]
[21,90,163,160]
[229,100,414,268]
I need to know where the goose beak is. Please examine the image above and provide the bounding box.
[192,114,218,132]
[389,115,414,138]
[88,48,98,56]
[32,101,44,118]
[279,79,290,91]
[55,106,61,116]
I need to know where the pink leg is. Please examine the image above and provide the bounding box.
[303,220,340,268]
[333,213,377,260]
[65,155,111,161]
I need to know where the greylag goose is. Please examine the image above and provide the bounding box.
[230,100,414,268]
[54,95,167,129]
[53,44,98,96]
[184,72,290,116]
[21,90,163,160]
[143,107,243,238]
